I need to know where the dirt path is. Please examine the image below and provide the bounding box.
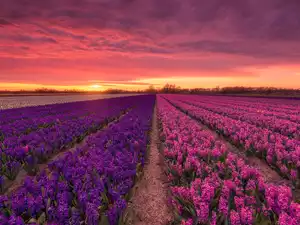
[126,104,171,225]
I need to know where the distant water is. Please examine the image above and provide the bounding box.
[0,94,142,110]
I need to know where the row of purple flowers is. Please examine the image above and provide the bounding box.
[0,97,142,189]
[0,95,155,224]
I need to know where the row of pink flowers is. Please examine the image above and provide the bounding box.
[176,94,300,124]
[157,96,300,225]
[163,95,300,183]
[177,96,300,139]
[185,95,300,116]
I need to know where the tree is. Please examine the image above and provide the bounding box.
[146,85,156,93]
[161,83,182,93]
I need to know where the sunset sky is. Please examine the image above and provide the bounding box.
[0,0,300,91]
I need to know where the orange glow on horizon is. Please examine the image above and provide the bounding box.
[0,64,299,92]
[87,84,102,91]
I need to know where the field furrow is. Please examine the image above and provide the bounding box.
[125,104,172,225]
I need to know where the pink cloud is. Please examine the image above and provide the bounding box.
[0,0,300,86]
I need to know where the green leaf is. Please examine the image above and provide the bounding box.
[136,163,142,173]
[118,211,125,225]
[224,217,229,225]
[37,212,46,224]
[47,198,51,209]
[253,213,272,225]
[211,198,219,209]
[101,192,109,205]
[99,214,110,225]
[98,205,108,213]
[28,218,37,224]
[124,188,134,201]
[173,211,183,223]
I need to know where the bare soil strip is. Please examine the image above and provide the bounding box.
[126,104,171,225]
[3,111,128,195]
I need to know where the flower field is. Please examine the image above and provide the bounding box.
[0,94,299,224]
[0,95,155,224]
[158,95,300,225]
[162,95,300,182]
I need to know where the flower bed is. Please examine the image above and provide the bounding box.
[0,95,155,224]
[163,95,300,183]
[157,96,300,225]
[178,96,300,139]
[0,96,149,190]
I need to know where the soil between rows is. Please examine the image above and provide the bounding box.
[125,104,172,225]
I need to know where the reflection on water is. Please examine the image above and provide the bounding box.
[0,94,142,110]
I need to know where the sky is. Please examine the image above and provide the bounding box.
[0,0,300,91]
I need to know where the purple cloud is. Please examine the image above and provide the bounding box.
[0,18,14,26]
[0,0,300,85]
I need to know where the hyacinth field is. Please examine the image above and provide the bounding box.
[0,94,299,225]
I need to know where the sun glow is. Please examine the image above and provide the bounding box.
[90,84,102,89]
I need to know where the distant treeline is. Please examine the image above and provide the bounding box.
[155,84,300,96]
[0,88,84,94]
[0,85,300,97]
[145,84,300,96]
[217,87,300,96]
[35,88,83,93]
